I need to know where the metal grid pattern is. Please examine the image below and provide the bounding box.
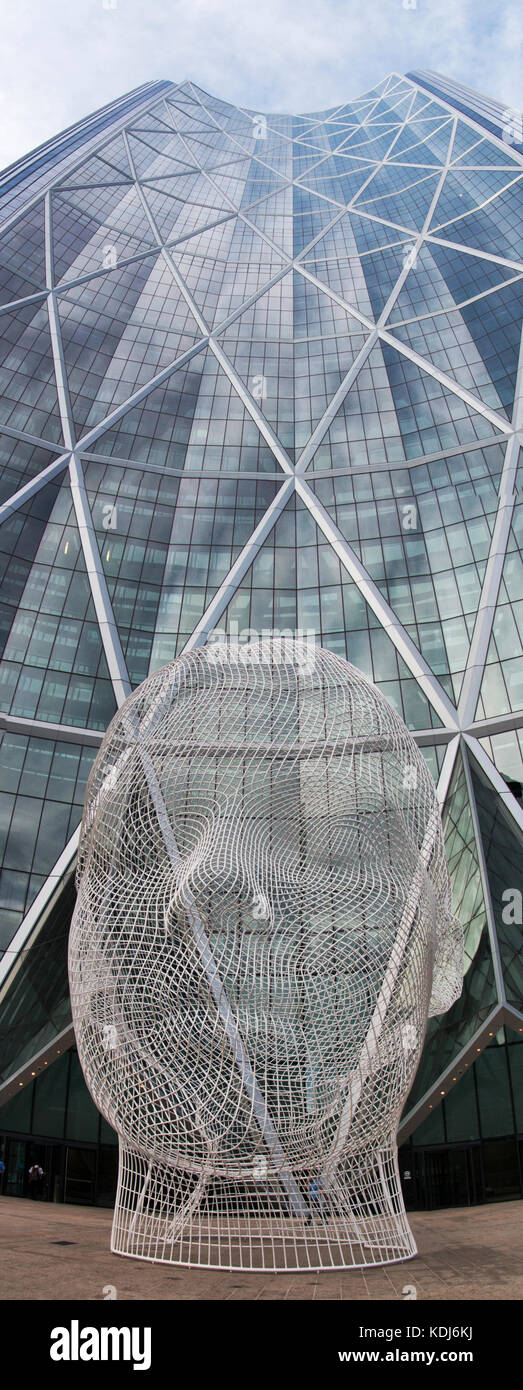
[69,638,461,1269]
[0,68,522,1187]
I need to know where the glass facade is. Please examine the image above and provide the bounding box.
[0,69,522,1209]
[400,1028,523,1210]
[0,1046,118,1206]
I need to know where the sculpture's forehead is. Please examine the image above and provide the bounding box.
[164,744,398,791]
[139,670,393,749]
[132,661,423,810]
[83,647,439,866]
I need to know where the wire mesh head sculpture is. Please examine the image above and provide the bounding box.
[69,637,463,1271]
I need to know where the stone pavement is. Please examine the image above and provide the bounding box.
[1,1195,521,1300]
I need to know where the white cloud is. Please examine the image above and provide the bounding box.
[0,0,521,170]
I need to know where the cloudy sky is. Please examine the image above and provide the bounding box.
[0,0,522,171]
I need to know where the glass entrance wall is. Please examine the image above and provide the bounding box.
[0,1046,117,1206]
[400,1028,523,1209]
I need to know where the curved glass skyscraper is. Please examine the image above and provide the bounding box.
[0,70,522,1210]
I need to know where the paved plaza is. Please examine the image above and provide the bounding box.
[1,1196,522,1300]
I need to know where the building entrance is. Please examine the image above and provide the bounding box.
[400,1138,523,1209]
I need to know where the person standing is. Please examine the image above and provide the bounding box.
[28,1162,44,1199]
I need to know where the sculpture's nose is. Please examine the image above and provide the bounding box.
[168,803,277,932]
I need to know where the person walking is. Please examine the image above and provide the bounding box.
[28,1162,44,1199]
[309,1177,324,1221]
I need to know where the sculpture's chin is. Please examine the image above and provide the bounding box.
[110,1141,417,1272]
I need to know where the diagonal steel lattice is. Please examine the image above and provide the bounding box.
[69,638,462,1270]
[0,70,523,1183]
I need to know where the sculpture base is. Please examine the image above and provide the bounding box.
[111,1144,417,1272]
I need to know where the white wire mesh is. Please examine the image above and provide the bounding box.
[69,637,463,1271]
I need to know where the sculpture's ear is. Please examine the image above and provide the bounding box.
[428,911,464,1017]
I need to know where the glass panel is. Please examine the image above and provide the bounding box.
[470,754,523,1010]
[410,1105,445,1146]
[64,1145,96,1204]
[0,1083,32,1134]
[65,1051,100,1143]
[31,1052,69,1139]
[443,1066,479,1143]
[405,749,496,1114]
[508,1037,523,1132]
[482,1139,520,1201]
[0,872,75,1084]
[476,1046,514,1139]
